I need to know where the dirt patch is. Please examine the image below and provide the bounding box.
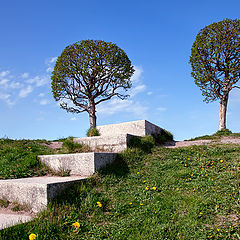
[163,137,240,148]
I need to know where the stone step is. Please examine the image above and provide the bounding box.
[74,134,133,152]
[39,152,117,175]
[0,212,33,230]
[97,120,162,137]
[0,176,87,213]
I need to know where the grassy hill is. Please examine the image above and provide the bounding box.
[0,137,239,239]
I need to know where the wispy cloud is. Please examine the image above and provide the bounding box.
[0,71,10,78]
[39,99,49,105]
[97,66,149,119]
[157,107,167,112]
[70,117,77,121]
[19,85,33,98]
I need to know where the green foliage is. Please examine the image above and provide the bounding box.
[190,19,240,103]
[51,40,135,128]
[61,137,90,153]
[155,129,174,144]
[128,135,155,153]
[0,197,9,208]
[0,139,54,179]
[215,128,232,136]
[189,129,240,141]
[86,127,100,137]
[1,144,240,239]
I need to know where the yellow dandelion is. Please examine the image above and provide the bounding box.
[97,201,102,207]
[220,160,223,163]
[145,186,149,190]
[217,228,220,232]
[72,222,80,228]
[200,212,203,215]
[188,157,191,160]
[129,202,133,205]
[176,188,179,190]
[152,186,157,190]
[140,203,143,206]
[143,180,146,183]
[184,163,188,167]
[137,172,140,174]
[29,234,37,240]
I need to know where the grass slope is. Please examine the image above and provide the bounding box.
[0,141,239,239]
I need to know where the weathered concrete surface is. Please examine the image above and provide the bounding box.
[0,213,33,230]
[39,152,117,175]
[74,134,133,152]
[0,176,87,212]
[97,120,162,137]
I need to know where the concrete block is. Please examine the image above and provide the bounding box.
[39,152,117,175]
[0,213,33,230]
[0,176,87,212]
[97,120,162,137]
[74,134,133,152]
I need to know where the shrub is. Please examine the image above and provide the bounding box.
[61,138,90,153]
[87,128,100,137]
[215,128,232,136]
[155,129,174,144]
[128,135,155,153]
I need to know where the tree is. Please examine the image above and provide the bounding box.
[51,40,134,129]
[189,19,240,131]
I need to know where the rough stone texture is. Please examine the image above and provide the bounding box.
[0,176,86,212]
[39,152,117,175]
[97,120,162,137]
[0,213,33,230]
[74,134,133,152]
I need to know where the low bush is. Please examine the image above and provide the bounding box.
[86,128,100,137]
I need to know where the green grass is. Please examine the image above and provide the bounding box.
[0,143,239,239]
[188,129,240,141]
[0,139,55,179]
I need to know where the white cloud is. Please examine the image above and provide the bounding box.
[0,92,10,100]
[131,66,143,83]
[21,73,29,79]
[147,91,152,95]
[98,98,148,119]
[39,93,45,97]
[9,82,22,89]
[70,117,77,121]
[39,99,49,105]
[19,85,33,98]
[0,79,9,86]
[26,75,49,87]
[157,107,167,112]
[0,71,10,78]
[46,67,53,73]
[130,84,146,97]
[48,57,57,64]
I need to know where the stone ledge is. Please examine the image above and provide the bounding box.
[39,152,117,175]
[0,176,87,213]
[97,120,162,137]
[74,134,133,152]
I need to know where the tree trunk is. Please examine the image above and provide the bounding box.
[89,100,97,129]
[218,94,228,131]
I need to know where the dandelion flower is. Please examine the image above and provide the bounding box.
[29,234,37,240]
[217,228,220,232]
[184,163,188,167]
[72,222,80,228]
[152,187,157,190]
[143,180,146,183]
[97,201,102,207]
[145,186,149,190]
[129,202,133,205]
[137,172,140,174]
[220,160,223,163]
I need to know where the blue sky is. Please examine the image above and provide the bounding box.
[0,0,239,141]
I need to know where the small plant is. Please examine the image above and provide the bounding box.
[0,197,9,208]
[128,135,155,153]
[86,127,100,137]
[61,137,90,153]
[215,128,232,136]
[155,129,174,144]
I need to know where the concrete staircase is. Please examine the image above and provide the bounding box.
[0,120,162,229]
